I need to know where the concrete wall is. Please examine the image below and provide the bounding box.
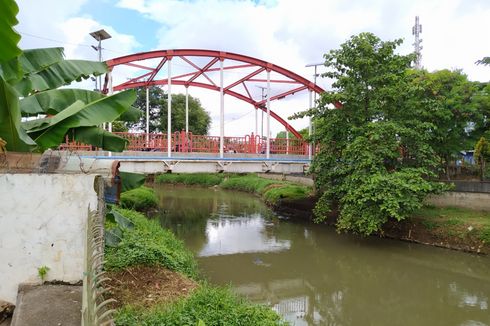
[444,180,490,193]
[257,173,314,187]
[427,191,490,211]
[0,174,98,303]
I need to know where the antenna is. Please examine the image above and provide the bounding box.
[412,16,423,69]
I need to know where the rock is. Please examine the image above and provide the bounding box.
[0,300,15,322]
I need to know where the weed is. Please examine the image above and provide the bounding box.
[37,266,50,283]
[421,220,438,230]
[155,173,225,187]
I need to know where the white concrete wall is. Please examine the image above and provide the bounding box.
[427,191,490,211]
[0,174,98,303]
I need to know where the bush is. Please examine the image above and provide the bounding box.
[156,173,225,186]
[115,285,287,326]
[120,186,158,211]
[105,208,198,278]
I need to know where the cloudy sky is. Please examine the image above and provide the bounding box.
[15,0,490,136]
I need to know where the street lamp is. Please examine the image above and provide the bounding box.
[89,29,111,92]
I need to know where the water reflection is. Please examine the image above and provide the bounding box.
[156,185,490,326]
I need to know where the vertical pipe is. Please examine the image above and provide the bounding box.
[219,59,224,159]
[108,71,113,132]
[185,86,189,134]
[167,58,172,158]
[97,38,102,94]
[146,87,149,145]
[308,90,313,160]
[266,70,271,159]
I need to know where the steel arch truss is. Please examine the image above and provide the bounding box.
[104,49,325,139]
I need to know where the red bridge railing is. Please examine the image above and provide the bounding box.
[60,132,309,155]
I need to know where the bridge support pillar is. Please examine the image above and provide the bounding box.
[167,58,172,158]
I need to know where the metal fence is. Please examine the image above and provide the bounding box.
[82,177,115,326]
[59,131,309,155]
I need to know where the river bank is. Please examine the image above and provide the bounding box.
[153,173,490,255]
[105,206,286,325]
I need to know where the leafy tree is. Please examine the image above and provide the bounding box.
[132,86,211,134]
[0,0,136,152]
[409,69,482,179]
[303,33,446,235]
[476,57,490,66]
[475,136,490,180]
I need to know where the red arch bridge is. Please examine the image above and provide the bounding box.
[61,49,328,174]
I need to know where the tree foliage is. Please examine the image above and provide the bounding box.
[0,0,136,152]
[132,86,211,135]
[409,69,484,178]
[306,33,447,235]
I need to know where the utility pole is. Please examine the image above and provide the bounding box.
[412,16,423,69]
[305,62,323,160]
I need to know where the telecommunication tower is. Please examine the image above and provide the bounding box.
[412,16,423,69]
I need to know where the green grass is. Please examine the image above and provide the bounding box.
[105,208,198,278]
[155,173,225,186]
[114,285,288,326]
[413,206,490,243]
[120,186,158,212]
[220,174,279,194]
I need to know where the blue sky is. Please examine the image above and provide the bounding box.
[15,0,490,136]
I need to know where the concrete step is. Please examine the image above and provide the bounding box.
[11,284,82,326]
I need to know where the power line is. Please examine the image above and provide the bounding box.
[18,30,125,54]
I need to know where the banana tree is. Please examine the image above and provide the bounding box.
[0,0,137,152]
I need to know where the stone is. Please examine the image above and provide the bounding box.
[0,300,15,323]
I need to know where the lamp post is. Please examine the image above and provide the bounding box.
[305,62,323,159]
[90,29,112,131]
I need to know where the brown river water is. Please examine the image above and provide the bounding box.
[155,184,490,326]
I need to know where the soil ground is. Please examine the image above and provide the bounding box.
[106,265,198,309]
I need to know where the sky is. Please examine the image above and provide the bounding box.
[15,0,490,137]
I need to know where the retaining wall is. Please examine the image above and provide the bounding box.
[0,174,98,303]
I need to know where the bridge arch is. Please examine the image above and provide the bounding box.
[104,49,326,139]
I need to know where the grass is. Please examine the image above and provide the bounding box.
[114,285,288,326]
[413,206,490,244]
[155,173,225,187]
[105,208,198,278]
[120,186,158,212]
[156,173,313,207]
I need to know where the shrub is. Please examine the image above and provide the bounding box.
[263,185,311,206]
[120,186,158,211]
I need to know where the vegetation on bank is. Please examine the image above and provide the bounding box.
[105,202,286,325]
[120,186,158,212]
[105,207,198,278]
[155,173,313,206]
[115,285,286,326]
[413,206,490,245]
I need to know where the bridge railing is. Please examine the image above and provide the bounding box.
[59,132,309,155]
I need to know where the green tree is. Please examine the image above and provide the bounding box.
[275,128,308,139]
[475,136,490,180]
[304,33,446,235]
[409,69,482,179]
[132,86,211,135]
[0,0,136,152]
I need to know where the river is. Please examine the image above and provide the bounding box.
[155,184,490,326]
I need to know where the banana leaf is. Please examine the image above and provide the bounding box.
[24,90,136,150]
[0,0,21,63]
[20,88,142,121]
[0,76,36,151]
[19,48,65,75]
[71,126,128,152]
[12,60,107,97]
